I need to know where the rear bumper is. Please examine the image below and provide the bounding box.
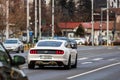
[28,58,69,66]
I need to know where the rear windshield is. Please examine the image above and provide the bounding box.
[37,41,62,47]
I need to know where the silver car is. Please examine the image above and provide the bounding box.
[3,38,24,53]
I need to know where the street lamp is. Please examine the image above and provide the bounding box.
[27,0,30,43]
[106,0,109,46]
[100,8,107,35]
[39,0,42,40]
[6,0,9,39]
[52,0,55,39]
[91,0,94,46]
[35,0,38,39]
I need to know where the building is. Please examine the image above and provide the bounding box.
[58,21,119,45]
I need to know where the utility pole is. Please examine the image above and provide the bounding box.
[35,0,38,39]
[39,0,41,40]
[6,0,9,39]
[52,0,54,38]
[27,0,30,43]
[100,8,107,34]
[107,0,109,46]
[91,0,94,46]
[100,8,103,36]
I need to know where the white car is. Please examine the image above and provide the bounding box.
[74,38,86,45]
[3,38,24,53]
[27,40,78,69]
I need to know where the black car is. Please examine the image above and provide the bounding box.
[0,42,28,80]
[69,38,77,49]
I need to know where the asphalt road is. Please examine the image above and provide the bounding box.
[10,46,120,80]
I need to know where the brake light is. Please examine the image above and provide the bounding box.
[56,50,64,54]
[30,50,37,54]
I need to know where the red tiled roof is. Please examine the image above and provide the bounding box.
[81,22,91,28]
[58,22,114,30]
[93,21,114,30]
[58,22,81,29]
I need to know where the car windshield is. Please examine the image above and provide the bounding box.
[4,40,18,44]
[37,41,62,47]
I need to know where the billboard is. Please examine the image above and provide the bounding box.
[109,0,120,8]
[94,0,107,9]
[94,0,120,9]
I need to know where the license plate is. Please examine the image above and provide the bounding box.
[40,55,52,59]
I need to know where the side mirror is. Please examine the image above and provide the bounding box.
[71,44,77,49]
[13,55,25,66]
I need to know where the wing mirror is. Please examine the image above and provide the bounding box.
[70,44,77,49]
[13,55,25,66]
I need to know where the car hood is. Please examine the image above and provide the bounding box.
[3,44,18,47]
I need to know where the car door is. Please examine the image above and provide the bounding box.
[0,44,12,79]
[0,43,28,80]
[65,43,75,64]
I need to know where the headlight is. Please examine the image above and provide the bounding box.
[12,46,19,49]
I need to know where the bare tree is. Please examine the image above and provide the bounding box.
[0,0,6,41]
[9,0,26,35]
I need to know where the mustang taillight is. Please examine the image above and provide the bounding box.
[30,50,37,54]
[56,50,64,54]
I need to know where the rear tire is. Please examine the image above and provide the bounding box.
[64,56,71,70]
[16,47,20,53]
[21,49,24,53]
[28,61,35,69]
[21,47,24,53]
[72,54,77,68]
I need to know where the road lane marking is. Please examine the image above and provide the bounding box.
[118,48,120,50]
[93,58,103,61]
[22,66,28,69]
[67,62,120,79]
[81,62,92,64]
[78,57,88,60]
[108,58,117,61]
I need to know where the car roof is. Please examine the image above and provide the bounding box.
[38,39,67,43]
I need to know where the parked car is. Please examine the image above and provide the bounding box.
[54,37,77,49]
[3,38,24,53]
[101,36,112,45]
[54,37,70,42]
[0,42,28,80]
[74,38,86,45]
[69,38,77,49]
[113,40,120,45]
[27,40,78,70]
